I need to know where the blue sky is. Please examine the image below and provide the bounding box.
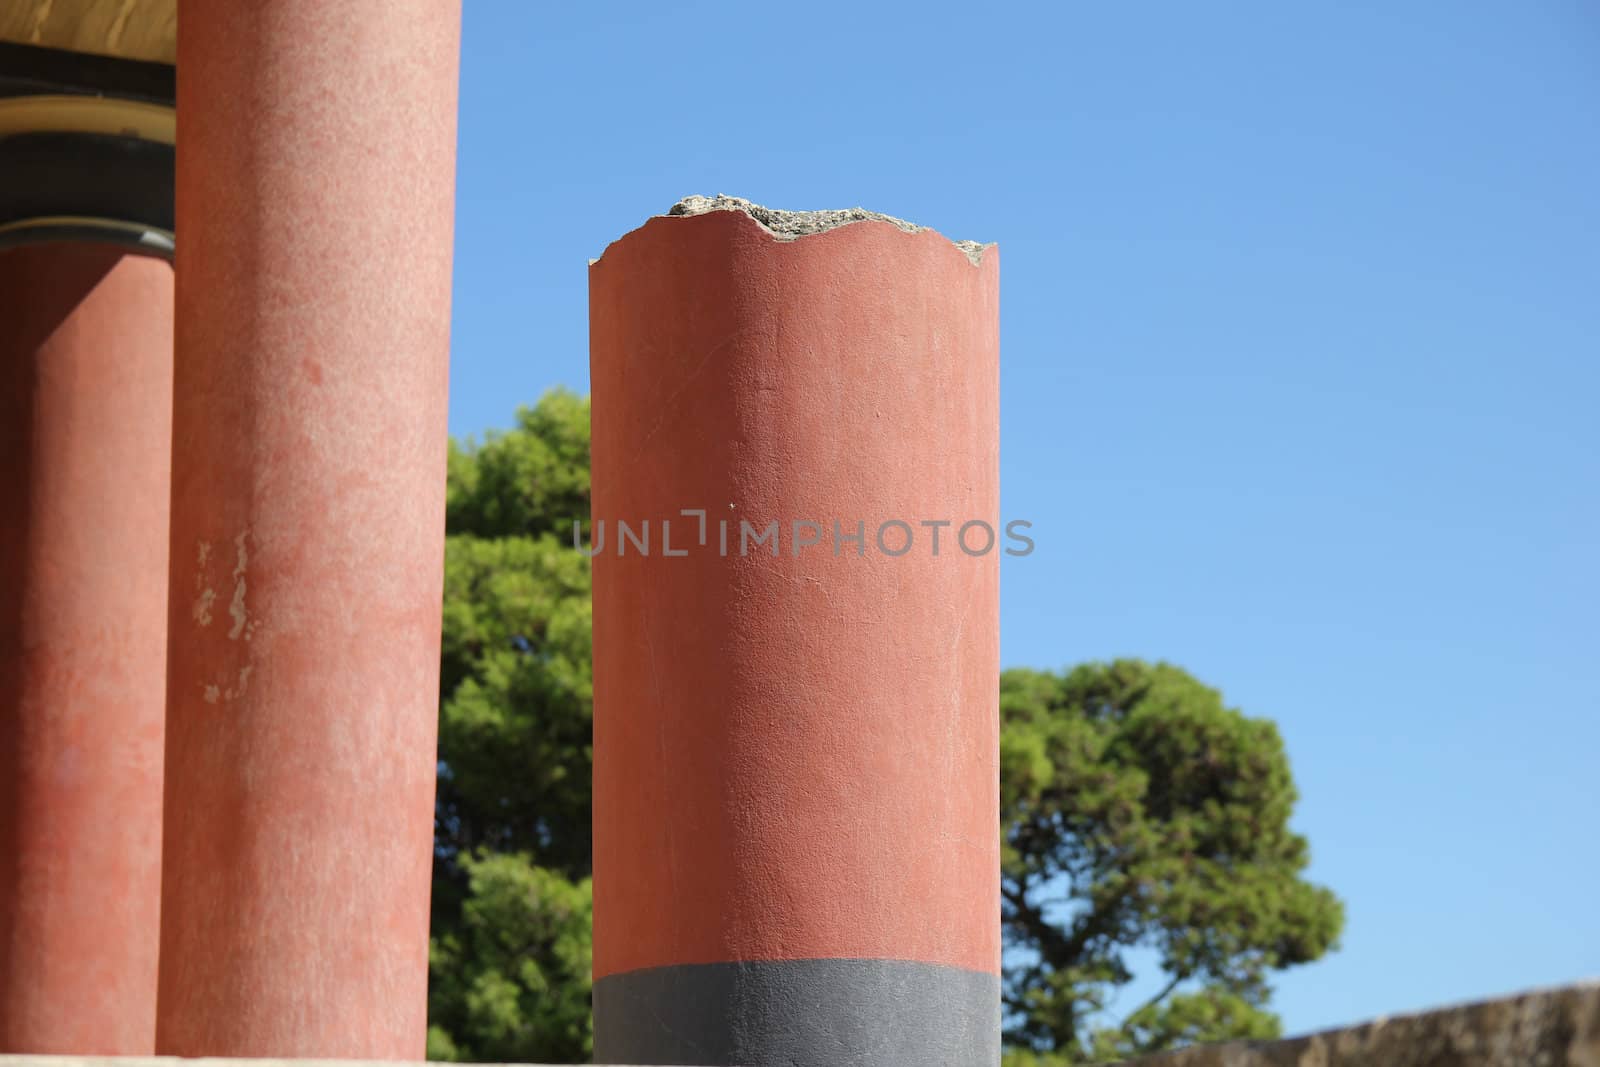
[446,1,1599,1038]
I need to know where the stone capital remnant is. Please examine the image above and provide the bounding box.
[589,195,1002,1066]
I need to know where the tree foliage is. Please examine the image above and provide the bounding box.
[999,661,1343,1063]
[426,391,1343,1064]
[429,390,595,1064]
[427,852,593,1063]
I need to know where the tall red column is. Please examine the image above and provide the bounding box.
[0,244,173,1053]
[156,3,461,1056]
[590,196,1002,1066]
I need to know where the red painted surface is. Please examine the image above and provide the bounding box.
[157,2,461,1056]
[590,209,1001,979]
[0,245,173,1052]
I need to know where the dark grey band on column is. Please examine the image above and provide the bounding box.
[593,957,1001,1067]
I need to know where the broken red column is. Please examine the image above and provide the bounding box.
[589,196,1002,1066]
[156,3,461,1057]
[0,244,173,1053]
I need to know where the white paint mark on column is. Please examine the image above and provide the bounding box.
[198,532,256,706]
[200,665,254,707]
[195,540,211,595]
[224,665,253,702]
[227,583,248,639]
[192,587,215,626]
[228,529,249,640]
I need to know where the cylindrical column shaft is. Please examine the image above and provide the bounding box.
[157,3,461,1056]
[589,197,1002,1066]
[0,244,173,1053]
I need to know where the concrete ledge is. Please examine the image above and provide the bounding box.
[0,1061,597,1067]
[1113,981,1600,1066]
[2,983,1595,1067]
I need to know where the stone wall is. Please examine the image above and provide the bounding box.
[1114,982,1600,1066]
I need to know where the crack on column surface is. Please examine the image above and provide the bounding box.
[591,193,992,266]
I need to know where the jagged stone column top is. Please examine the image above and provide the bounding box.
[593,194,992,266]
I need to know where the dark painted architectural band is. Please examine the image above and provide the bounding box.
[593,957,1000,1067]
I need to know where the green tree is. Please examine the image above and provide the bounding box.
[999,660,1343,1064]
[429,389,596,1063]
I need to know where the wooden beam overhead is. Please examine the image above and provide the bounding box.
[0,0,176,66]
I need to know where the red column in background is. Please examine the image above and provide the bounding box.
[589,198,1002,1066]
[0,244,173,1053]
[156,2,461,1056]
